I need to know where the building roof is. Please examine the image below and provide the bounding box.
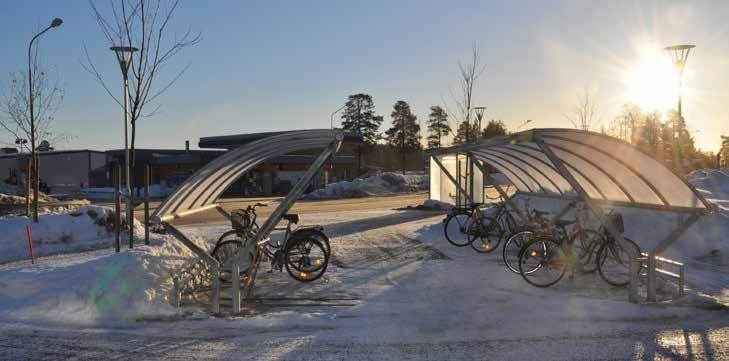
[199,129,363,149]
[0,149,104,158]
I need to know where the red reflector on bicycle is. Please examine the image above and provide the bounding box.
[299,271,309,278]
[482,243,490,249]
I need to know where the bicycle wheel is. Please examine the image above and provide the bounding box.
[444,212,473,247]
[503,230,542,274]
[213,230,239,249]
[518,236,567,287]
[597,237,641,287]
[469,216,503,253]
[284,237,329,282]
[571,229,603,274]
[211,240,255,283]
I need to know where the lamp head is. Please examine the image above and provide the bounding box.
[110,46,139,77]
[50,18,63,28]
[664,44,695,74]
[473,106,487,120]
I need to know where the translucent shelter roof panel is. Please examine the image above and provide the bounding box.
[426,128,709,210]
[152,129,346,222]
[538,130,705,208]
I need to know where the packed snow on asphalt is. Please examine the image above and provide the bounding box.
[0,169,728,359]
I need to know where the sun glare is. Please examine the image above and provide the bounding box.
[624,52,679,113]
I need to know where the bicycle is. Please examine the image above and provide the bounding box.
[517,205,640,288]
[501,203,552,274]
[467,201,520,254]
[211,203,331,283]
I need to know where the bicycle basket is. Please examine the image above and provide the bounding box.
[231,210,252,231]
[606,211,624,234]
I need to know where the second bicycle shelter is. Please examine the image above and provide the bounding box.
[426,128,713,302]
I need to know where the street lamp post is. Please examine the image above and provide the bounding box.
[28,18,63,222]
[111,46,138,248]
[327,104,347,184]
[330,104,347,129]
[516,119,533,132]
[473,107,487,137]
[665,44,695,171]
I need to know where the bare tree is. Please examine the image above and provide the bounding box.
[443,43,486,144]
[0,65,65,215]
[83,0,199,240]
[565,86,600,131]
[83,0,200,175]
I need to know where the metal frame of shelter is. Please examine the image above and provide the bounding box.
[150,129,350,313]
[427,128,713,302]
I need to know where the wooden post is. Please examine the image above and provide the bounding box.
[25,157,31,217]
[114,165,121,253]
[144,164,150,246]
[129,168,134,249]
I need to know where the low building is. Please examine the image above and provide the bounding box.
[200,131,359,197]
[0,150,106,194]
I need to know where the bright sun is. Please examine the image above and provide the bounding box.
[624,53,679,113]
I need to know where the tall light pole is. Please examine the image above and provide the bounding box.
[516,119,533,132]
[28,18,63,222]
[327,104,347,184]
[665,44,695,171]
[330,104,347,129]
[111,45,138,248]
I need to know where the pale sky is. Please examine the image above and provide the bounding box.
[1,0,728,151]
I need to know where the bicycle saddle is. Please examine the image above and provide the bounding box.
[282,213,299,224]
[554,219,576,227]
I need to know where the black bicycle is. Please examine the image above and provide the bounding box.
[211,204,331,283]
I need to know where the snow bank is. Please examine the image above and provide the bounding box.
[0,182,57,204]
[305,172,428,199]
[687,168,729,217]
[78,184,173,199]
[0,205,138,264]
[0,235,197,325]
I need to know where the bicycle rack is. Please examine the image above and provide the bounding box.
[148,129,352,314]
[631,253,685,302]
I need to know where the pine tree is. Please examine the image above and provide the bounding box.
[481,119,507,139]
[385,101,421,173]
[452,121,479,145]
[340,94,384,175]
[426,106,450,148]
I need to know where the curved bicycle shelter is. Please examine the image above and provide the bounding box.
[150,129,354,313]
[427,128,713,302]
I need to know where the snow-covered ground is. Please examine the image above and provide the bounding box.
[0,207,726,359]
[0,205,138,264]
[305,172,427,199]
[688,167,729,217]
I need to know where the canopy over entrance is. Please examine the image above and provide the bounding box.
[428,128,710,212]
